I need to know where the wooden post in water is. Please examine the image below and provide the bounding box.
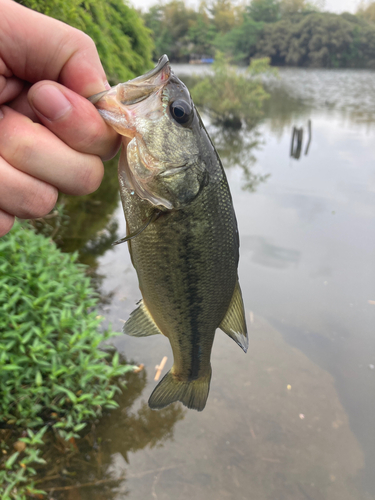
[305,119,312,156]
[290,120,312,159]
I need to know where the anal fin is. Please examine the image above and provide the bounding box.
[123,300,163,337]
[219,279,248,352]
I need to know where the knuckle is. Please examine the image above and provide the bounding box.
[73,158,104,195]
[0,213,15,237]
[82,33,97,53]
[6,132,34,167]
[21,184,58,219]
[77,119,104,153]
[71,30,97,54]
[2,122,43,167]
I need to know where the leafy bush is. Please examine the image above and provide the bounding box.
[0,221,136,498]
[190,53,275,128]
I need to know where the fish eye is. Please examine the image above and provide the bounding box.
[170,100,193,125]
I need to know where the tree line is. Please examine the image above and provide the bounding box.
[142,0,375,68]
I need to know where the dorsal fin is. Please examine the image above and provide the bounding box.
[123,300,163,337]
[219,279,248,352]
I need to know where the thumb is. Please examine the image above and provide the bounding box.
[28,81,120,160]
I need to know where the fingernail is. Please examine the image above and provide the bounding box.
[104,80,111,90]
[31,84,72,121]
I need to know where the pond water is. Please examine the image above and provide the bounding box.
[45,67,375,499]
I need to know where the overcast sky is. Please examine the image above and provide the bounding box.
[131,0,362,14]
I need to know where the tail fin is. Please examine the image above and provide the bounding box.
[148,368,212,412]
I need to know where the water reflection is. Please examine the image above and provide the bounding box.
[95,317,365,500]
[268,67,375,119]
[242,235,300,269]
[263,85,313,138]
[38,367,185,498]
[208,124,270,191]
[58,157,120,268]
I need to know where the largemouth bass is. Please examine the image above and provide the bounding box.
[90,55,247,411]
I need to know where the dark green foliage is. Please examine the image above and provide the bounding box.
[255,12,375,68]
[143,1,198,60]
[16,0,153,83]
[0,221,134,429]
[215,15,264,63]
[0,221,136,497]
[141,0,375,68]
[247,0,281,22]
[188,14,218,58]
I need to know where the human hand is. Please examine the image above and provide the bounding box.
[0,0,121,236]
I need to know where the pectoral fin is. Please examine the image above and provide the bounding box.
[123,300,163,337]
[113,210,160,246]
[219,279,248,353]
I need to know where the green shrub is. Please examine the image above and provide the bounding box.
[190,53,275,128]
[0,221,136,498]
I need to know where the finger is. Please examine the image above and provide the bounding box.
[28,82,120,160]
[1,0,108,96]
[0,156,58,220]
[0,209,15,237]
[0,106,104,195]
[0,76,24,104]
[0,56,13,78]
[8,83,37,121]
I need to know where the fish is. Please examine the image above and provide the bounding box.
[89,55,247,411]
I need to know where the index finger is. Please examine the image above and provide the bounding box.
[0,0,108,97]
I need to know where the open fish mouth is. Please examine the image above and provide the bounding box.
[87,55,171,145]
[88,55,170,108]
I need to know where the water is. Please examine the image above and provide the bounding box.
[43,67,375,499]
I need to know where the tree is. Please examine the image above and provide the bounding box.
[188,13,218,57]
[247,0,281,23]
[140,0,375,67]
[357,1,375,23]
[215,15,264,62]
[143,0,197,60]
[210,0,242,33]
[280,0,324,14]
[255,11,375,68]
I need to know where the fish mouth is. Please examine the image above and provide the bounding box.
[88,55,169,106]
[88,55,171,127]
[129,54,169,87]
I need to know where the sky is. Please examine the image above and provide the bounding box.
[131,0,363,14]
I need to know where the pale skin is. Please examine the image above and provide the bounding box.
[0,0,121,237]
